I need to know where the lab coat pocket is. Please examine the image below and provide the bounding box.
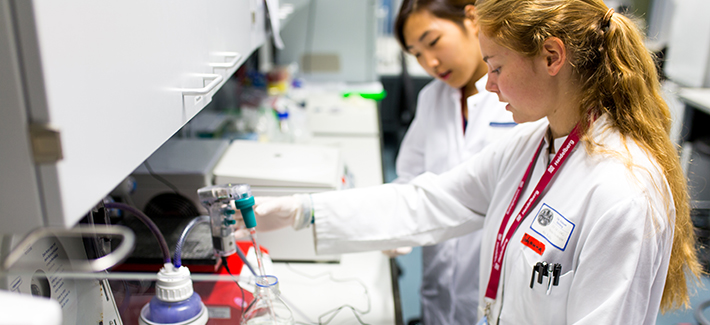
[499,247,574,325]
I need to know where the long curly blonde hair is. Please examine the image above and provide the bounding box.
[474,0,702,312]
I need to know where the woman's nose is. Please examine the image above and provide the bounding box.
[422,52,439,69]
[485,76,498,93]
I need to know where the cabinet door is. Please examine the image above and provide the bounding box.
[3,0,262,232]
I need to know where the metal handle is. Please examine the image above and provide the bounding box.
[209,52,242,69]
[181,73,223,96]
[2,225,135,273]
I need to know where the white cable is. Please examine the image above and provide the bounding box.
[284,263,371,325]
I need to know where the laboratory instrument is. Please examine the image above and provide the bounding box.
[241,275,294,325]
[198,183,281,322]
[130,138,230,217]
[198,184,253,257]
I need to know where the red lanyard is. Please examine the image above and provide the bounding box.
[484,124,581,301]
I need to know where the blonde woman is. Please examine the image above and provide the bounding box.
[253,0,701,323]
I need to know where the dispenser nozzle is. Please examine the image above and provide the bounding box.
[235,196,256,229]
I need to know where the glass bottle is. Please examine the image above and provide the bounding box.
[241,275,294,325]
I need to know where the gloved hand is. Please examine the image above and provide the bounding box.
[381,246,413,258]
[252,194,313,232]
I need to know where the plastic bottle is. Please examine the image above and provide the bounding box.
[275,111,295,143]
[139,263,209,325]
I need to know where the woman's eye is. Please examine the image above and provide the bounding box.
[429,37,440,47]
[491,67,501,74]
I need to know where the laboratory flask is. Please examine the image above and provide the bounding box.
[242,275,294,325]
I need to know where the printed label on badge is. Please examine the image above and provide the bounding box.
[521,233,545,255]
[530,203,574,251]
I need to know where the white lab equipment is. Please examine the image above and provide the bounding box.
[303,85,384,189]
[664,0,710,87]
[213,140,350,262]
[305,90,381,137]
[214,141,350,194]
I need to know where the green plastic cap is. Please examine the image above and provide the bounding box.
[236,196,256,228]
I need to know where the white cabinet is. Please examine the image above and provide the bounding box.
[0,0,266,235]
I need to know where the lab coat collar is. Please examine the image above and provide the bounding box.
[463,74,492,118]
[544,125,570,156]
[462,74,490,106]
[459,73,490,103]
[545,114,610,155]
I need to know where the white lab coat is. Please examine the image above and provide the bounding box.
[393,76,514,324]
[311,116,673,325]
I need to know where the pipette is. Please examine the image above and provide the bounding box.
[235,192,268,279]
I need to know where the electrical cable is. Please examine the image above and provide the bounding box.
[86,209,103,257]
[221,256,247,312]
[88,204,133,316]
[236,245,257,276]
[285,263,371,325]
[104,202,172,264]
[143,160,181,194]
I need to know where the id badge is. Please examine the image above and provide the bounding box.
[476,316,489,325]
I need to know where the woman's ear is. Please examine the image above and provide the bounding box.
[542,37,566,76]
[464,4,476,19]
[464,5,479,35]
